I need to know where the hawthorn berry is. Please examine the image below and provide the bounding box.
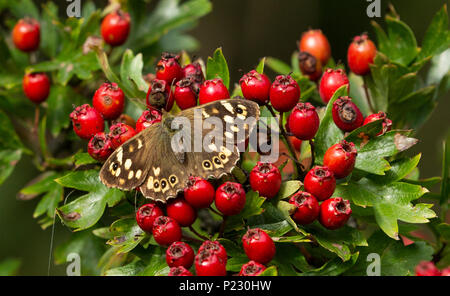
[174,78,198,110]
[198,78,230,105]
[136,203,163,233]
[347,33,377,76]
[239,261,266,276]
[299,29,331,65]
[319,68,350,103]
[168,266,193,276]
[92,82,125,120]
[23,72,50,104]
[298,51,322,81]
[182,62,204,84]
[215,182,246,216]
[269,75,300,112]
[199,240,228,264]
[415,261,442,276]
[290,136,302,152]
[112,114,136,128]
[146,79,174,111]
[184,176,215,209]
[287,102,320,140]
[249,162,282,199]
[100,10,130,46]
[363,111,393,136]
[166,241,195,268]
[289,191,320,225]
[70,104,105,140]
[156,52,183,84]
[441,267,450,276]
[152,216,182,246]
[304,166,336,201]
[195,250,227,276]
[87,132,113,162]
[135,108,162,133]
[242,228,276,264]
[319,197,352,230]
[239,70,271,105]
[166,198,197,227]
[108,123,137,149]
[323,140,357,179]
[332,96,364,132]
[12,18,40,52]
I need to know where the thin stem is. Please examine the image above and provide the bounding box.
[209,206,223,217]
[309,139,315,168]
[363,76,375,114]
[189,226,209,241]
[182,235,203,244]
[219,216,228,238]
[33,105,40,134]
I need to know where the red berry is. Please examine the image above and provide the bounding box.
[87,132,113,162]
[146,79,174,111]
[195,250,227,276]
[249,162,281,199]
[168,266,193,276]
[70,104,105,140]
[12,18,40,52]
[239,70,271,105]
[198,78,230,105]
[184,177,215,209]
[166,241,195,268]
[289,191,320,225]
[323,140,357,179]
[415,261,442,276]
[198,240,228,264]
[167,198,197,227]
[288,102,320,140]
[304,166,336,201]
[290,136,302,152]
[332,96,364,132]
[136,203,163,233]
[319,197,352,230]
[441,267,450,276]
[242,228,276,264]
[215,182,246,216]
[135,108,162,133]
[156,52,183,84]
[152,216,182,246]
[298,51,322,81]
[109,123,137,149]
[319,68,350,103]
[239,261,266,276]
[299,29,331,65]
[100,10,130,46]
[347,34,377,76]
[112,114,136,128]
[92,82,125,120]
[23,72,50,104]
[174,78,198,110]
[269,75,300,112]
[182,62,204,84]
[363,111,393,136]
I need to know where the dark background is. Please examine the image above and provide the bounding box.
[0,0,448,275]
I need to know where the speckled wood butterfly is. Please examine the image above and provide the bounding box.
[99,99,260,203]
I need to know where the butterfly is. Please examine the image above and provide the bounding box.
[99,99,260,203]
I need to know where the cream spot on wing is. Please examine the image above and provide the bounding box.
[237,114,246,120]
[128,171,134,179]
[211,108,219,114]
[238,104,248,116]
[119,178,125,185]
[221,146,232,156]
[208,143,217,152]
[230,125,239,132]
[202,110,210,118]
[129,145,134,153]
[136,170,142,179]
[115,168,121,177]
[222,102,234,114]
[125,159,132,170]
[137,139,143,149]
[116,148,123,164]
[224,115,234,124]
[147,176,154,189]
[224,131,234,139]
[153,167,160,176]
[219,152,229,164]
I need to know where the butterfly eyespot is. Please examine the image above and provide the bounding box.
[154,181,160,189]
[161,180,167,189]
[202,160,213,170]
[219,153,226,160]
[213,157,222,165]
[112,163,119,170]
[169,175,177,184]
[236,107,243,114]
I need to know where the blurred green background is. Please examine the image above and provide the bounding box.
[0,0,448,275]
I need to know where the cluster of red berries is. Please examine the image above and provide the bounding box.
[415,261,450,276]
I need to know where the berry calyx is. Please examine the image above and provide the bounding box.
[269,75,300,112]
[174,78,198,110]
[415,261,442,276]
[168,266,193,276]
[239,70,271,105]
[347,33,377,76]
[100,10,130,46]
[87,132,113,162]
[152,216,182,246]
[319,68,350,103]
[146,79,174,111]
[215,182,246,216]
[249,162,282,199]
[195,250,227,276]
[198,78,230,105]
[323,140,357,179]
[304,166,336,201]
[239,261,266,276]
[70,104,105,140]
[166,241,195,268]
[198,240,228,264]
[166,198,197,227]
[184,177,215,209]
[182,62,204,84]
[135,203,163,233]
[287,102,320,140]
[242,228,276,264]
[299,29,331,65]
[12,18,40,52]
[23,72,50,104]
[363,111,393,136]
[298,51,322,81]
[92,82,125,120]
[332,96,364,132]
[289,191,320,225]
[135,108,162,133]
[108,123,137,149]
[319,197,352,230]
[156,52,183,84]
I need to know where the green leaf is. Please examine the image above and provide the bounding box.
[441,135,450,205]
[419,5,450,60]
[256,57,266,74]
[0,149,22,186]
[105,260,146,276]
[0,110,24,151]
[259,265,278,276]
[225,191,266,231]
[384,16,418,66]
[265,57,291,75]
[0,258,21,276]
[271,244,310,275]
[276,180,302,200]
[120,50,148,98]
[139,246,170,276]
[369,154,421,185]
[33,182,63,219]
[73,152,98,166]
[301,253,358,276]
[107,218,146,254]
[206,48,230,89]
